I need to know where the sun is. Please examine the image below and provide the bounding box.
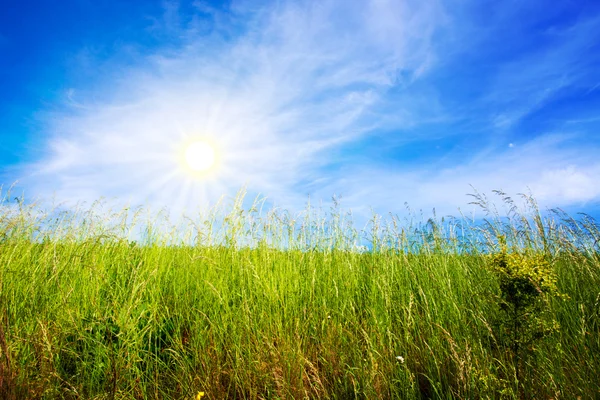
[183,140,216,172]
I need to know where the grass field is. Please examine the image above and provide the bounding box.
[1,190,599,399]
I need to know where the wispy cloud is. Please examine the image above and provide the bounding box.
[18,0,444,215]
[12,0,600,220]
[487,15,600,129]
[316,133,600,219]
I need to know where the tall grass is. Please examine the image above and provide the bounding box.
[0,188,599,399]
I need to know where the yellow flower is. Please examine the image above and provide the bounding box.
[196,392,205,399]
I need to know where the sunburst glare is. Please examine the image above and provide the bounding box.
[182,140,217,174]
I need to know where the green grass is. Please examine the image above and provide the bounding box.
[0,190,599,399]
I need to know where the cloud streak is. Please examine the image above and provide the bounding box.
[19,0,443,215]
[317,133,600,220]
[12,0,600,220]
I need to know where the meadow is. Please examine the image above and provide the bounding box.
[0,189,599,399]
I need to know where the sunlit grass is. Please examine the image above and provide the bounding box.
[0,188,599,399]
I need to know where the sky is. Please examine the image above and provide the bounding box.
[1,0,600,222]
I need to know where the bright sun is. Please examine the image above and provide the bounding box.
[184,140,216,172]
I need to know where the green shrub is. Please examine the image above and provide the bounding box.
[488,235,566,387]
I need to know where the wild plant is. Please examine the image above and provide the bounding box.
[487,234,566,389]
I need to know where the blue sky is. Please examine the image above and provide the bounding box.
[1,0,600,220]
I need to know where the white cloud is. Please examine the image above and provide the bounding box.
[530,165,600,204]
[12,0,600,224]
[19,0,444,217]
[305,133,600,220]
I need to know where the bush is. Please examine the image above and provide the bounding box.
[488,235,566,387]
